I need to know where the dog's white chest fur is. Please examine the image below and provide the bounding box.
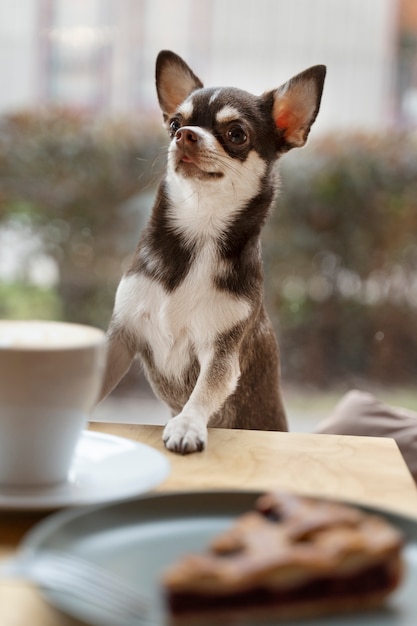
[113,161,261,380]
[114,244,251,379]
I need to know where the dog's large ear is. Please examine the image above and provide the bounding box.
[156,50,203,120]
[270,65,326,149]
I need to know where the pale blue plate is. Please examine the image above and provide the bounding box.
[20,491,417,625]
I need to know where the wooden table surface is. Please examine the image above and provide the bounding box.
[1,423,417,626]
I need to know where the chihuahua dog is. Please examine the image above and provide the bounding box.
[99,50,325,454]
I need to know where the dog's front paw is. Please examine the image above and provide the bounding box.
[163,415,207,454]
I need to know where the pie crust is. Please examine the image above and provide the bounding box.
[162,492,404,624]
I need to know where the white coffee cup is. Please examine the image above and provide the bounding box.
[0,320,107,487]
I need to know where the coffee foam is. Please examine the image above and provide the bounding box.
[0,321,104,349]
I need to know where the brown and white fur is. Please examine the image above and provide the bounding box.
[99,50,326,454]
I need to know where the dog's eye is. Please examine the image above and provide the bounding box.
[226,125,247,145]
[169,119,182,137]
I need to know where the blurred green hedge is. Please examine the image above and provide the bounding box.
[0,108,164,326]
[264,133,417,385]
[1,111,416,387]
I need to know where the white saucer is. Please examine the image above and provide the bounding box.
[0,431,170,511]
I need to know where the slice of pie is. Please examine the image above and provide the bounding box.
[162,492,404,624]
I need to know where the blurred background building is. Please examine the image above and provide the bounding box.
[1,0,417,129]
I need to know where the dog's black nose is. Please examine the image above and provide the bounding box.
[175,127,198,144]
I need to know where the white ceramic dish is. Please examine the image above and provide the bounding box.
[19,491,417,626]
[0,431,170,510]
